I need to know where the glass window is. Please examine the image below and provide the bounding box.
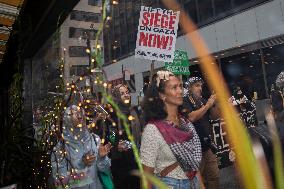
[69,27,98,40]
[263,44,284,91]
[69,46,88,57]
[198,0,214,23]
[183,0,198,24]
[233,0,251,7]
[70,65,89,76]
[221,50,266,99]
[70,10,100,22]
[88,0,101,6]
[214,0,233,17]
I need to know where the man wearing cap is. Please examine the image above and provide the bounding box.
[182,77,219,189]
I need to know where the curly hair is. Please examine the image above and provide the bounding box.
[142,74,182,123]
[111,84,128,102]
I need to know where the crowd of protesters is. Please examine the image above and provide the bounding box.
[32,70,284,189]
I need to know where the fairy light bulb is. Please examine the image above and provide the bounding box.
[101,138,105,144]
[128,115,134,121]
[91,58,95,63]
[103,83,107,88]
[86,48,90,53]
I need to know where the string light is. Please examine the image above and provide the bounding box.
[128,115,134,121]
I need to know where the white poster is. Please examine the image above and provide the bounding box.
[135,6,180,62]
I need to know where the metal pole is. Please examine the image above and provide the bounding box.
[150,60,155,84]
[260,48,269,98]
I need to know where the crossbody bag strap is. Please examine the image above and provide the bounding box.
[160,162,180,177]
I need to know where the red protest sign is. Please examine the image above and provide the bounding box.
[135,6,180,62]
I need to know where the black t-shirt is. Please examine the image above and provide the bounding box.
[182,96,211,152]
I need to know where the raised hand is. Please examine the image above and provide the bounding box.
[206,94,217,108]
[98,142,112,158]
[117,140,130,152]
[82,151,96,167]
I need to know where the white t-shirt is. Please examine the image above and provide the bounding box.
[140,124,188,179]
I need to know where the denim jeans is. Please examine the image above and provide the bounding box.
[153,176,200,189]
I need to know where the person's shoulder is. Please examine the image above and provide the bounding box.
[143,123,159,133]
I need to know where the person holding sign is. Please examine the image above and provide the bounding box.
[140,71,202,189]
[181,77,220,189]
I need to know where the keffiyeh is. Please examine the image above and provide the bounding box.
[185,77,204,88]
[149,117,202,178]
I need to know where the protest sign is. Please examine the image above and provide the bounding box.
[165,50,190,75]
[135,6,180,62]
[211,119,235,169]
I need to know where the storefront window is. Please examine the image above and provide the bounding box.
[183,0,198,24]
[263,44,284,91]
[214,0,233,17]
[198,0,214,23]
[221,50,266,99]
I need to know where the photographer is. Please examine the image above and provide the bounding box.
[181,77,219,189]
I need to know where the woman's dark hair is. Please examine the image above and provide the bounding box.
[143,74,182,123]
[142,78,167,123]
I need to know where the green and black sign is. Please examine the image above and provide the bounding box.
[165,50,190,75]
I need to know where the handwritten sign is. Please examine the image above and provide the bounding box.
[211,119,235,169]
[165,50,190,75]
[135,6,180,62]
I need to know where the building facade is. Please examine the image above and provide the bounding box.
[60,0,102,81]
[103,0,284,105]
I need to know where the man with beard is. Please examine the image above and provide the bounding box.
[181,77,219,189]
[106,84,141,189]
